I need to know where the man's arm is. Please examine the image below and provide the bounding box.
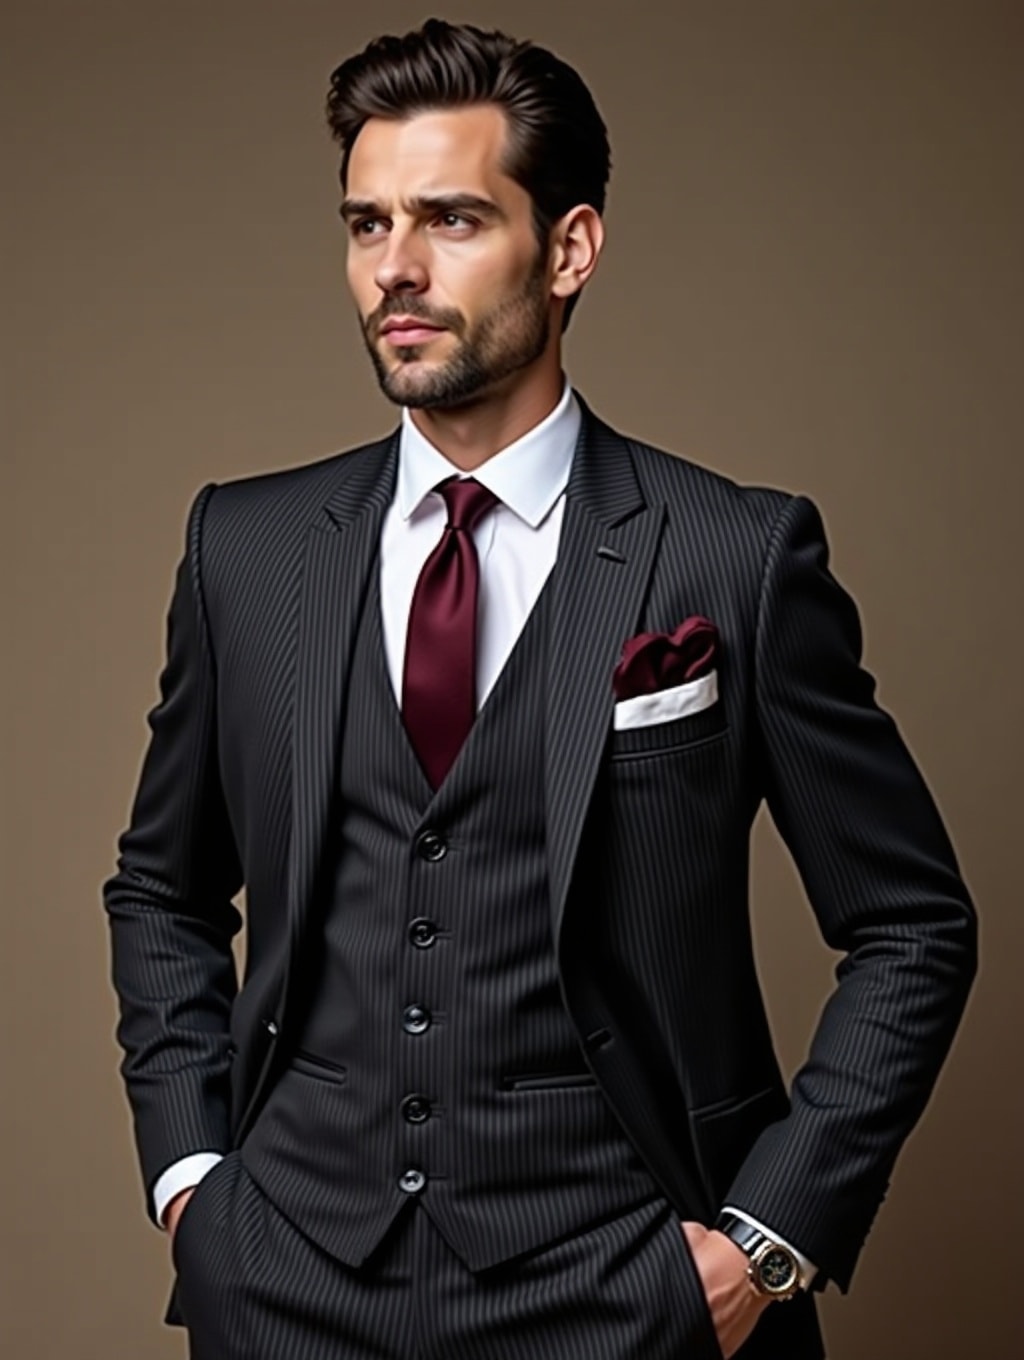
[722,494,977,1290]
[104,484,243,1222]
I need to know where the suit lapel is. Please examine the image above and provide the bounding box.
[283,433,398,990]
[280,407,666,980]
[546,405,666,945]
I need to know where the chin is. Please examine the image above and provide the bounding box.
[380,370,442,408]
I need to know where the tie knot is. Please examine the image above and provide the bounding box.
[438,477,500,533]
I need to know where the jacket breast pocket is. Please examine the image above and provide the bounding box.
[608,702,728,760]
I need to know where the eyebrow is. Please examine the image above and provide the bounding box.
[338,193,505,223]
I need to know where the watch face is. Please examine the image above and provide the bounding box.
[757,1246,798,1295]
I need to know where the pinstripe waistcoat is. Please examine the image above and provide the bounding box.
[243,574,661,1269]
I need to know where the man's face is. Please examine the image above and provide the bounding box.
[342,105,553,410]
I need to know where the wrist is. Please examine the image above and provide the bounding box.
[152,1151,224,1226]
[714,1212,805,1300]
[163,1186,195,1237]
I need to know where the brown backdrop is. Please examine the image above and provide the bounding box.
[4,1,1021,1355]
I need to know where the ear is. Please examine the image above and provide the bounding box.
[549,205,605,302]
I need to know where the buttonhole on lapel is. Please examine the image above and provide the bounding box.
[596,545,627,564]
[583,1027,613,1052]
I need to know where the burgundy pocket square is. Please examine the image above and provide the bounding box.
[612,616,719,702]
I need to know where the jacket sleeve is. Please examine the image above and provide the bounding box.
[103,484,243,1220]
[723,494,977,1291]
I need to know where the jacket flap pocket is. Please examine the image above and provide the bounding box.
[688,1086,790,1199]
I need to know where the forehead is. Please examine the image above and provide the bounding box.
[345,105,516,200]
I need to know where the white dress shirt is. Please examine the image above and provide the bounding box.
[151,377,815,1285]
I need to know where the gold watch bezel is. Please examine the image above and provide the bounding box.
[747,1240,801,1299]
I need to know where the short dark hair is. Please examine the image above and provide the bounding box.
[326,18,610,328]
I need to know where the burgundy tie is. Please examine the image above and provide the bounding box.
[402,477,500,789]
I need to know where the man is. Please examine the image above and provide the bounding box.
[105,19,976,1360]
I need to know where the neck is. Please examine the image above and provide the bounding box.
[407,361,565,471]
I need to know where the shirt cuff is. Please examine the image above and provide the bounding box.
[720,1205,818,1287]
[152,1152,225,1228]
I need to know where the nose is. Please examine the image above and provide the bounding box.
[374,226,428,297]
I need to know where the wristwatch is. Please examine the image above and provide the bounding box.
[714,1212,804,1301]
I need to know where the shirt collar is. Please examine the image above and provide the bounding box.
[396,378,580,528]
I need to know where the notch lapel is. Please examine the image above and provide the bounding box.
[282,434,398,1000]
[546,407,666,946]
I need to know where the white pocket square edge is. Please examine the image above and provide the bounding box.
[612,669,719,732]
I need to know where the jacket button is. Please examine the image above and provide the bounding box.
[401,1094,431,1124]
[398,1167,426,1194]
[262,1018,279,1038]
[402,1004,432,1035]
[415,829,447,862]
[408,918,438,949]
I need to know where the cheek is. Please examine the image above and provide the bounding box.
[435,243,541,309]
[501,238,548,299]
[345,251,375,311]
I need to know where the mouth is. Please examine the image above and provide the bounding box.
[379,317,447,346]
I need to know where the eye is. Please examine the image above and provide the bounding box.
[350,217,387,239]
[435,212,475,231]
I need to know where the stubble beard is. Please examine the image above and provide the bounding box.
[361,257,551,411]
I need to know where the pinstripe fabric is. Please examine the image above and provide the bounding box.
[105,395,975,1340]
[173,1154,759,1360]
[105,442,400,1194]
[243,578,662,1272]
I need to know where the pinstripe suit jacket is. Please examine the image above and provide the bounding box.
[105,398,976,1293]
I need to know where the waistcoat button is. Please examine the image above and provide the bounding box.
[415,829,447,862]
[398,1167,426,1194]
[401,1094,431,1124]
[408,918,438,948]
[402,1004,432,1035]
